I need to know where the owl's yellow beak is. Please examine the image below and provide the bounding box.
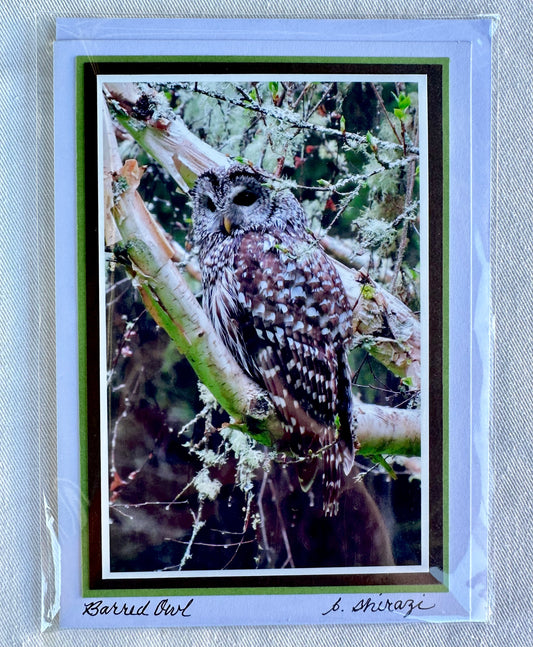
[223,216,232,235]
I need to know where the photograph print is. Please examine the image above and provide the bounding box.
[82,64,444,588]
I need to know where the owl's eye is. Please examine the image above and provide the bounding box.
[233,189,258,207]
[202,196,216,212]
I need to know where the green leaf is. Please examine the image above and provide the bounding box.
[368,454,397,480]
[394,108,405,120]
[268,81,279,95]
[398,93,411,110]
[366,130,377,152]
[392,91,411,111]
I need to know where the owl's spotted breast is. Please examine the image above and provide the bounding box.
[233,231,352,360]
[238,233,351,403]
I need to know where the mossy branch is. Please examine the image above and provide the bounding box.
[354,402,420,457]
[104,82,230,193]
[169,81,419,155]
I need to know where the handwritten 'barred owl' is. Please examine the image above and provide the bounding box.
[192,164,354,515]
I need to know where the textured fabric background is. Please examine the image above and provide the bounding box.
[0,2,531,645]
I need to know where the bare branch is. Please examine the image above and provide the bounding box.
[370,82,403,148]
[320,235,369,270]
[171,81,419,154]
[348,267,421,390]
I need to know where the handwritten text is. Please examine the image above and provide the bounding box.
[82,598,194,618]
[322,595,436,618]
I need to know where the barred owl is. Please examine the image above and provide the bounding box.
[192,163,354,515]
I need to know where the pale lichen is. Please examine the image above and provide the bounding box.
[192,467,222,501]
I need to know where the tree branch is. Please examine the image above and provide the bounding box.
[104,82,230,193]
[354,402,420,457]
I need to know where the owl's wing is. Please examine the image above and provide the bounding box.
[232,232,354,482]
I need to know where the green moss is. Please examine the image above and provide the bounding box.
[361,284,376,299]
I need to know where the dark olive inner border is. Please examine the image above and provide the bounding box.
[81,60,444,594]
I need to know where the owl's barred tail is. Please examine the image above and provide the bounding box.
[323,442,346,517]
[295,440,349,516]
[296,457,319,493]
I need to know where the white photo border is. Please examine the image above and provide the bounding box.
[96,72,430,582]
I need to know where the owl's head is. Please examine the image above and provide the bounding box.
[191,163,308,252]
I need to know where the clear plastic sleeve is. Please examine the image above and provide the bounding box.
[37,11,496,640]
